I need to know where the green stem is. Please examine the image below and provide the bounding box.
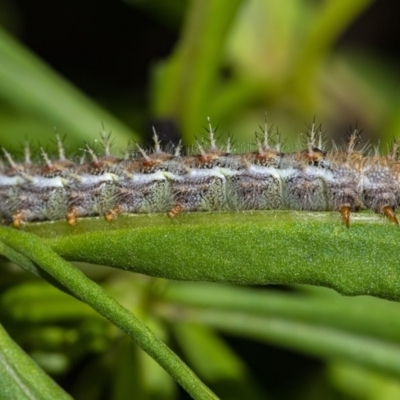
[0,226,217,400]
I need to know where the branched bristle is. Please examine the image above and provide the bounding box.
[206,117,218,150]
[275,128,283,152]
[346,124,363,154]
[24,142,31,165]
[86,144,98,162]
[225,136,232,154]
[79,153,86,165]
[256,139,263,154]
[347,130,358,154]
[196,140,206,156]
[136,143,150,160]
[152,127,162,153]
[317,128,324,151]
[307,120,317,152]
[174,140,182,157]
[388,139,400,160]
[56,134,66,161]
[262,113,271,149]
[40,147,52,166]
[2,148,17,169]
[99,130,113,157]
[124,147,130,160]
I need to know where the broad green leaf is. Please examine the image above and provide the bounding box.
[0,323,71,400]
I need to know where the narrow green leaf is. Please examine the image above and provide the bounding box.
[23,211,400,302]
[0,323,71,399]
[0,226,218,400]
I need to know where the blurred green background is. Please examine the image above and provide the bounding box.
[2,0,400,399]
[2,0,400,151]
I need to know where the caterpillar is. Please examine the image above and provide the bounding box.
[1,119,399,228]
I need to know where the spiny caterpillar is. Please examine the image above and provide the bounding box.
[1,119,399,228]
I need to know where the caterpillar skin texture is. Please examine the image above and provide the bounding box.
[1,122,400,228]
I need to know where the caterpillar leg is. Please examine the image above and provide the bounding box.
[12,211,26,229]
[340,206,351,229]
[66,208,79,226]
[104,205,122,222]
[382,205,399,225]
[168,203,184,218]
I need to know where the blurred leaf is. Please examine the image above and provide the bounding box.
[0,322,71,399]
[160,282,400,344]
[68,355,110,400]
[112,323,176,400]
[138,343,177,400]
[226,0,301,80]
[151,0,243,143]
[160,306,400,378]
[173,323,266,399]
[111,338,145,400]
[124,0,187,30]
[290,0,374,109]
[1,280,98,322]
[0,26,139,149]
[329,362,400,400]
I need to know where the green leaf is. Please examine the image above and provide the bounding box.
[0,322,72,399]
[23,210,400,301]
